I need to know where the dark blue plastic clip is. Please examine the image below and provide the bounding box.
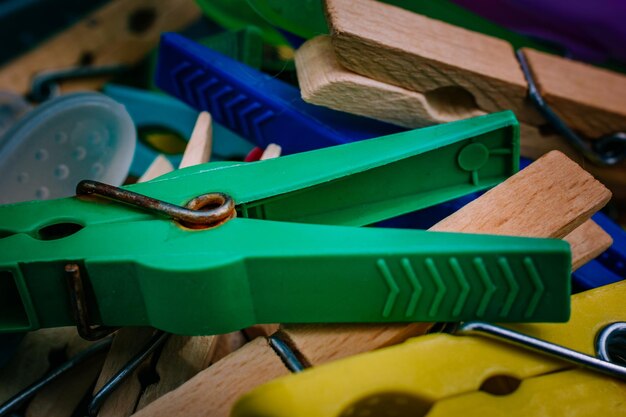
[155,33,403,154]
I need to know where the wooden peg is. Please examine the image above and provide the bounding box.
[243,324,280,340]
[131,337,290,417]
[137,155,175,183]
[430,151,611,239]
[179,112,213,169]
[0,327,82,402]
[210,332,248,365]
[296,35,484,127]
[324,0,541,125]
[25,349,108,417]
[134,336,218,412]
[0,327,105,417]
[277,323,432,366]
[0,0,201,95]
[565,220,613,271]
[260,144,282,160]
[281,151,611,366]
[92,328,158,417]
[295,35,626,206]
[521,48,626,138]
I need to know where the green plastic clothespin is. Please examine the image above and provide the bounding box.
[198,26,264,70]
[0,113,570,337]
[195,0,287,46]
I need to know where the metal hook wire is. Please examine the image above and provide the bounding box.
[458,321,626,381]
[0,337,113,417]
[516,50,626,166]
[29,65,129,102]
[87,331,170,417]
[76,180,235,227]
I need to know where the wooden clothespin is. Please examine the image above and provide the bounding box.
[130,151,612,417]
[0,328,107,417]
[0,0,200,96]
[296,0,626,208]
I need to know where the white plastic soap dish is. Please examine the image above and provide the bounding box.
[0,92,136,204]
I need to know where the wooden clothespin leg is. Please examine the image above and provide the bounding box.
[0,328,108,417]
[323,0,542,125]
[132,338,290,417]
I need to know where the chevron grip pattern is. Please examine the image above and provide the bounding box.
[375,254,562,322]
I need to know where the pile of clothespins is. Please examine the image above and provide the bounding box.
[0,1,625,416]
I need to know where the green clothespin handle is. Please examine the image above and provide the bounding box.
[195,0,288,46]
[0,112,571,335]
[198,26,264,70]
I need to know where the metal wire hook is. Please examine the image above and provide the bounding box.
[87,331,170,417]
[516,50,626,166]
[0,337,113,417]
[29,64,129,102]
[458,321,626,381]
[76,180,235,228]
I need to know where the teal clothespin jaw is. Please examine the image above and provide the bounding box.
[0,112,571,337]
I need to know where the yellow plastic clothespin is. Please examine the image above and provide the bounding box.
[232,280,626,417]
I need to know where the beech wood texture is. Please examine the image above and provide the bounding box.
[93,328,157,417]
[0,328,78,402]
[295,35,626,206]
[132,337,289,417]
[296,35,484,127]
[138,155,175,183]
[324,0,541,125]
[0,0,201,95]
[134,336,218,412]
[25,350,107,417]
[210,332,249,365]
[522,48,626,139]
[277,323,432,366]
[565,220,614,271]
[0,328,101,417]
[179,112,213,169]
[259,144,282,160]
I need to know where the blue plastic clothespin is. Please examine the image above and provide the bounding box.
[155,33,403,154]
[103,84,254,177]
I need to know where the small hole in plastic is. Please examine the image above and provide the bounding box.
[339,392,432,417]
[37,222,84,241]
[479,374,521,396]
